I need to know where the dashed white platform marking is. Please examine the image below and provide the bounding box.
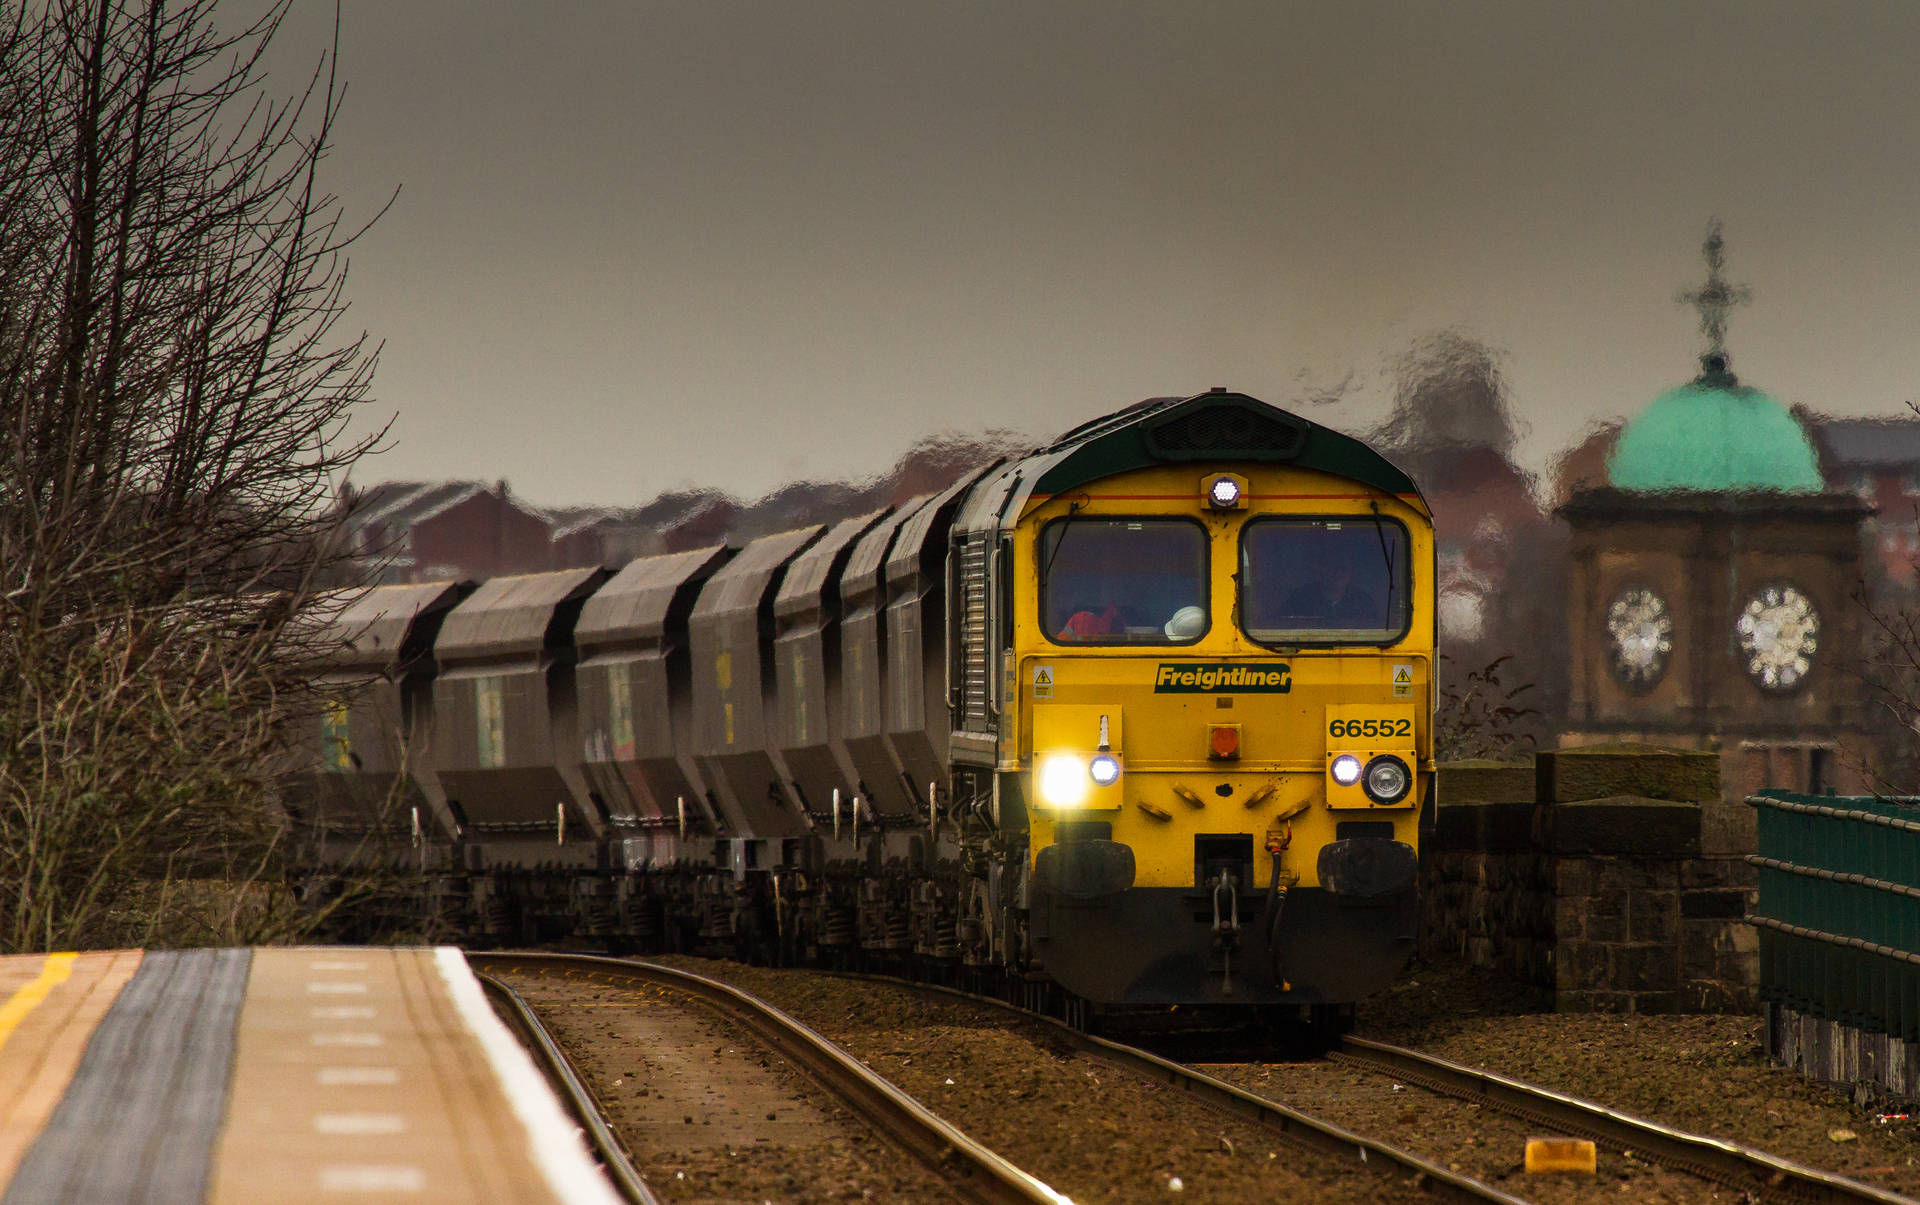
[306,981,368,995]
[317,1066,400,1086]
[310,1032,384,1047]
[314,1113,407,1136]
[310,1006,376,1021]
[318,1165,425,1192]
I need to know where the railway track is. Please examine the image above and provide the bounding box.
[468,951,1071,1205]
[1331,1035,1917,1205]
[482,952,1913,1204]
[834,971,1533,1204]
[476,970,661,1205]
[770,965,1920,1205]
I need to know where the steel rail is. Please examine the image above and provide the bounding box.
[475,970,662,1205]
[1337,1035,1918,1205]
[822,970,1529,1205]
[467,952,1072,1205]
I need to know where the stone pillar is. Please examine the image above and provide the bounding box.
[1425,744,1755,1012]
[1420,759,1540,983]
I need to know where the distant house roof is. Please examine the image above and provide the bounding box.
[404,483,493,526]
[629,490,729,529]
[547,506,645,541]
[345,481,483,531]
[1810,417,1920,470]
[341,480,564,535]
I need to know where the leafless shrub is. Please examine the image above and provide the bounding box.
[1435,655,1540,762]
[1853,575,1920,795]
[0,0,387,950]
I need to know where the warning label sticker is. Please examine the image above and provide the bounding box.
[1391,664,1414,698]
[1033,665,1054,698]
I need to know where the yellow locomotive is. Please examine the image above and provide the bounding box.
[947,389,1433,1018]
[290,389,1433,1027]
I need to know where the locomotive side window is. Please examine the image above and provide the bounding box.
[1041,518,1208,645]
[1240,517,1410,645]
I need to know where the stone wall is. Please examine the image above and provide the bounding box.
[1421,744,1758,1013]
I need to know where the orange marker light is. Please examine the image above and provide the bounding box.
[1208,724,1240,759]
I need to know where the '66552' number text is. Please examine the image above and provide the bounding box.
[1328,718,1411,740]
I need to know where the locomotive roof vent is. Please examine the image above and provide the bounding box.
[1144,398,1306,461]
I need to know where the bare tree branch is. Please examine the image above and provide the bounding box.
[0,0,393,950]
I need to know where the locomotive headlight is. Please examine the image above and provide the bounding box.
[1038,754,1091,807]
[1362,755,1412,804]
[1089,753,1121,787]
[1206,475,1243,510]
[1330,753,1363,787]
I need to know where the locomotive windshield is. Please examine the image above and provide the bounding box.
[1240,517,1410,644]
[1041,518,1208,644]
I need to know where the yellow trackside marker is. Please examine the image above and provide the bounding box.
[1523,1138,1596,1175]
[0,953,77,1052]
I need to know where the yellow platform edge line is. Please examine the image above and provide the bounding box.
[0,954,78,1051]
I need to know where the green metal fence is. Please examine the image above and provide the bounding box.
[1750,791,1920,1039]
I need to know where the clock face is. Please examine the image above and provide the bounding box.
[1606,588,1673,689]
[1736,584,1818,692]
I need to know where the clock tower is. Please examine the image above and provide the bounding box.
[1558,224,1871,844]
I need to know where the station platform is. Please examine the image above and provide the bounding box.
[0,946,621,1204]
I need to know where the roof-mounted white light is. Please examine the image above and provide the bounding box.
[1206,474,1244,510]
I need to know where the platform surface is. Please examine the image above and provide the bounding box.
[0,946,620,1204]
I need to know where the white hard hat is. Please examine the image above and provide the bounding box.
[1163,605,1207,639]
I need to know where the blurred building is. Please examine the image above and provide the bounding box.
[1400,445,1547,649]
[329,429,1022,586]
[1800,411,1920,591]
[1556,227,1871,813]
[337,481,557,583]
[548,507,666,569]
[1367,330,1562,744]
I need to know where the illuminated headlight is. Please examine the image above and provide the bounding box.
[1363,755,1412,804]
[1039,755,1090,807]
[1330,753,1363,786]
[1207,476,1242,509]
[1089,753,1121,787]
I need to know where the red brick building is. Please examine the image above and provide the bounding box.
[340,481,554,583]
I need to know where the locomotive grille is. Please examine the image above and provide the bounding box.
[1145,405,1304,460]
[956,533,992,732]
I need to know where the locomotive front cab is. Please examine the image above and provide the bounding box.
[995,394,1436,1012]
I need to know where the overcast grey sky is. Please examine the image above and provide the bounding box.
[266,1,1920,506]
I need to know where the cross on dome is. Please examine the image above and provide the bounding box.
[1676,219,1751,376]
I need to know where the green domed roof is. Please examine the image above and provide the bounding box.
[1608,366,1824,493]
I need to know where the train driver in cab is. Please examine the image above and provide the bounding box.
[1283,545,1385,630]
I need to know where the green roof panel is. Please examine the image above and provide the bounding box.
[1031,391,1425,506]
